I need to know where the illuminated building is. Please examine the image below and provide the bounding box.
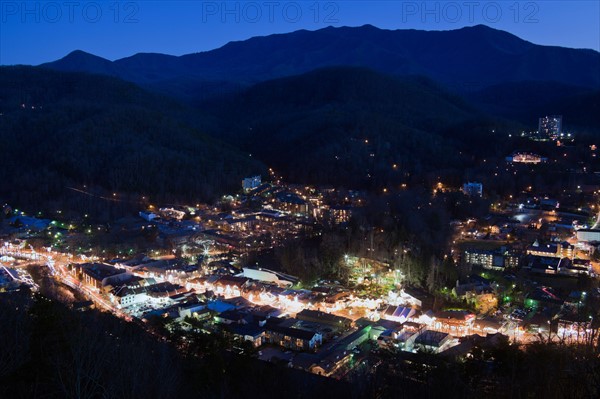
[263,319,323,351]
[538,115,562,139]
[273,192,309,215]
[72,262,129,290]
[527,241,573,258]
[576,229,600,243]
[433,310,475,336]
[506,152,548,163]
[242,175,262,192]
[414,330,453,353]
[462,182,483,197]
[463,249,494,269]
[463,248,520,270]
[328,205,353,224]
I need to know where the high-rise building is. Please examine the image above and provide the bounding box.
[538,115,562,139]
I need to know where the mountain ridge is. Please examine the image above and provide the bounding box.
[41,24,600,103]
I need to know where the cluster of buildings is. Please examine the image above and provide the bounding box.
[240,177,364,223]
[452,176,599,343]
[132,177,367,256]
[66,250,515,378]
[178,279,488,376]
[458,238,595,340]
[67,260,198,312]
[461,241,591,276]
[4,132,598,381]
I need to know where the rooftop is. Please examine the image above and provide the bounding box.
[415,330,450,347]
[80,263,125,281]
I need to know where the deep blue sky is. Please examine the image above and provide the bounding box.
[1,1,599,65]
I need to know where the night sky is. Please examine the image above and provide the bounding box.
[1,1,599,65]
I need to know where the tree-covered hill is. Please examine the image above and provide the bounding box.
[466,81,600,134]
[0,66,264,208]
[198,67,519,188]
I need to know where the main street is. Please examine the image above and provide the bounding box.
[1,241,132,320]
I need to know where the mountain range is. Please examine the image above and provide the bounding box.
[41,24,600,103]
[2,24,599,208]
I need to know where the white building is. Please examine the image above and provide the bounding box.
[242,176,261,192]
[111,287,149,308]
[576,229,600,243]
[139,211,158,222]
[237,268,295,287]
[462,182,483,197]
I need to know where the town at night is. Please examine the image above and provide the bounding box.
[1,2,600,398]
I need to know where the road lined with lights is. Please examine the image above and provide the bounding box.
[4,241,586,346]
